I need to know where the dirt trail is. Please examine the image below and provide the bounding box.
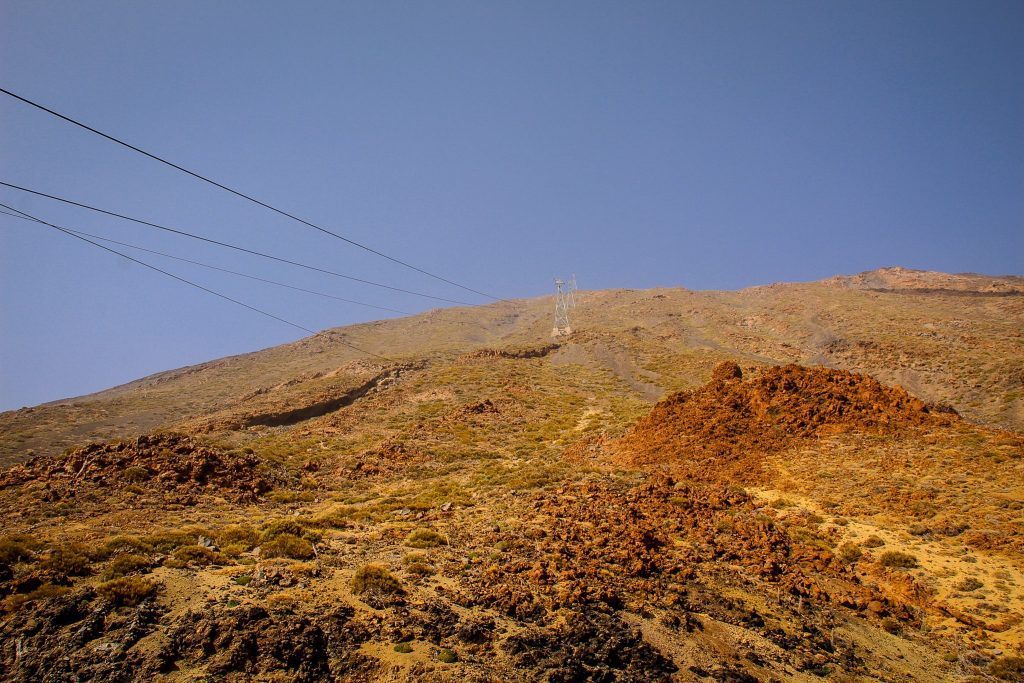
[551,340,664,401]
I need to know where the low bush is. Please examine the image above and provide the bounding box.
[40,547,91,576]
[121,466,150,482]
[96,535,151,559]
[0,538,35,570]
[437,649,458,663]
[405,529,447,549]
[954,576,983,592]
[171,545,223,567]
[102,554,151,580]
[217,524,259,549]
[862,535,885,548]
[260,533,315,560]
[879,551,918,569]
[260,519,323,544]
[837,542,862,564]
[2,584,70,612]
[352,565,403,595]
[989,656,1024,681]
[394,643,413,653]
[144,527,211,553]
[97,577,159,606]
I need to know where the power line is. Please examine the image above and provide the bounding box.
[0,202,391,361]
[0,209,413,316]
[0,180,475,306]
[0,87,501,301]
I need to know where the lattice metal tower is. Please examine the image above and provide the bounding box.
[552,278,573,338]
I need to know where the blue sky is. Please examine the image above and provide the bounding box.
[1,1,1022,410]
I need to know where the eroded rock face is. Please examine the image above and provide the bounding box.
[0,588,164,683]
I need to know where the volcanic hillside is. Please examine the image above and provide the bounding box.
[2,267,1022,466]
[0,268,1022,682]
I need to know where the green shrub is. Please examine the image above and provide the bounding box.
[97,535,151,559]
[437,648,458,663]
[97,577,159,606]
[394,643,413,653]
[989,656,1024,681]
[102,554,151,580]
[954,576,983,592]
[837,543,862,564]
[222,543,249,558]
[405,529,446,549]
[217,524,259,549]
[260,519,322,544]
[405,562,435,576]
[121,466,150,482]
[40,547,91,576]
[879,551,918,569]
[352,565,403,595]
[2,584,69,612]
[0,538,35,568]
[171,545,223,566]
[144,527,210,553]
[260,533,315,560]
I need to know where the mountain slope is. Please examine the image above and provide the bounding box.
[2,268,1021,466]
[0,268,1022,681]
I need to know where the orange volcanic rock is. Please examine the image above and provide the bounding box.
[614,362,956,481]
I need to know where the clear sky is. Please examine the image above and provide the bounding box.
[1,1,1022,410]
